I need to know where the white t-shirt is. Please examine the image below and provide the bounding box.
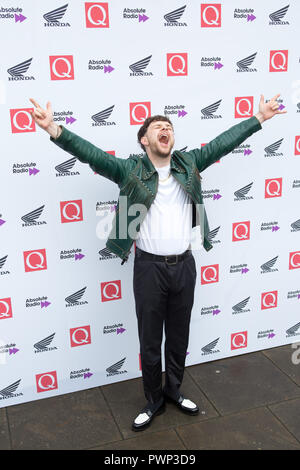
[135,164,192,255]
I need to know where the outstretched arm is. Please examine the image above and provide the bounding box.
[29,98,129,186]
[190,94,287,173]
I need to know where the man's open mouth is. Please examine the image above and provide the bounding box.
[158,134,169,145]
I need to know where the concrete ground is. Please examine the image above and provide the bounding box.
[1,344,300,450]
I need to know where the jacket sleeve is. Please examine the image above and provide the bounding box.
[188,116,262,173]
[50,126,128,186]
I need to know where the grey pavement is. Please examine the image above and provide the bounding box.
[2,344,300,450]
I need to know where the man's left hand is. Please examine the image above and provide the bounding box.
[255,93,287,124]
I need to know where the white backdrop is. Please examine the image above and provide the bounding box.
[0,0,299,407]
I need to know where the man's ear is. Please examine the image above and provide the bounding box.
[141,136,148,148]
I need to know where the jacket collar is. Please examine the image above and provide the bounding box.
[141,151,185,180]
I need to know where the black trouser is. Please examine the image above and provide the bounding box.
[133,247,197,405]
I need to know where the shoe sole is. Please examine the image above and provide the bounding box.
[132,405,166,432]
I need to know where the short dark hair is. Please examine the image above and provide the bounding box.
[137,115,173,152]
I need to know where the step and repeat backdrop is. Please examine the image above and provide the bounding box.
[0,0,299,407]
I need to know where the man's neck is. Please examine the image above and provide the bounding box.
[146,150,171,168]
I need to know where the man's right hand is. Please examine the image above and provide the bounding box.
[29,98,61,139]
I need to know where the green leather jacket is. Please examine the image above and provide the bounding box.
[51,116,261,263]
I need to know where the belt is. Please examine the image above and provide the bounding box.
[135,247,191,265]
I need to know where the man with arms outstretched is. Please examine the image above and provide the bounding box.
[29,95,285,431]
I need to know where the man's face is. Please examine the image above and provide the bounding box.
[142,120,175,158]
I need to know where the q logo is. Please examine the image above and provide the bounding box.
[167,53,188,76]
[234,97,253,118]
[49,55,74,80]
[85,2,109,28]
[70,325,91,347]
[232,221,250,242]
[289,252,300,270]
[261,291,278,310]
[201,4,221,27]
[101,280,122,302]
[231,331,247,350]
[10,108,35,133]
[269,50,288,72]
[60,200,83,223]
[295,136,300,156]
[0,298,13,320]
[265,178,282,198]
[23,249,47,273]
[201,264,219,285]
[130,102,151,125]
[36,371,58,393]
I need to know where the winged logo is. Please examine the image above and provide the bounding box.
[7,58,33,77]
[34,333,56,351]
[291,219,300,231]
[55,157,77,174]
[286,322,300,336]
[92,105,115,123]
[43,4,68,23]
[207,226,220,242]
[106,357,126,374]
[201,100,222,117]
[201,338,219,354]
[0,379,21,398]
[21,205,45,224]
[236,52,257,70]
[234,182,253,199]
[0,255,8,270]
[232,297,250,313]
[269,5,289,22]
[261,256,278,272]
[264,138,283,154]
[164,5,186,23]
[65,287,87,305]
[129,55,152,73]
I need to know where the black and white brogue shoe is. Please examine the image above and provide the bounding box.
[132,401,165,432]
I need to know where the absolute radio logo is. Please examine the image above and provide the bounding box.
[130,102,151,125]
[231,143,252,156]
[49,55,74,80]
[269,50,288,72]
[233,8,256,22]
[60,200,83,223]
[129,55,153,76]
[23,249,47,273]
[164,104,187,118]
[269,5,289,25]
[70,368,93,380]
[230,263,249,275]
[201,264,219,285]
[200,304,221,317]
[26,296,51,309]
[91,105,116,126]
[234,97,253,118]
[53,110,77,126]
[164,5,187,27]
[231,332,247,350]
[232,221,250,241]
[202,188,222,200]
[236,52,257,73]
[0,255,9,276]
[85,2,109,27]
[264,138,284,158]
[0,7,26,22]
[167,53,188,76]
[0,298,13,320]
[10,108,35,133]
[101,280,122,302]
[201,56,223,70]
[60,248,85,262]
[21,205,46,227]
[70,326,91,347]
[123,8,148,22]
[103,323,126,335]
[265,178,282,198]
[257,329,275,340]
[12,161,39,175]
[261,291,278,310]
[7,57,34,81]
[43,4,70,27]
[88,58,114,73]
[36,371,58,393]
[55,157,79,177]
[201,4,221,27]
